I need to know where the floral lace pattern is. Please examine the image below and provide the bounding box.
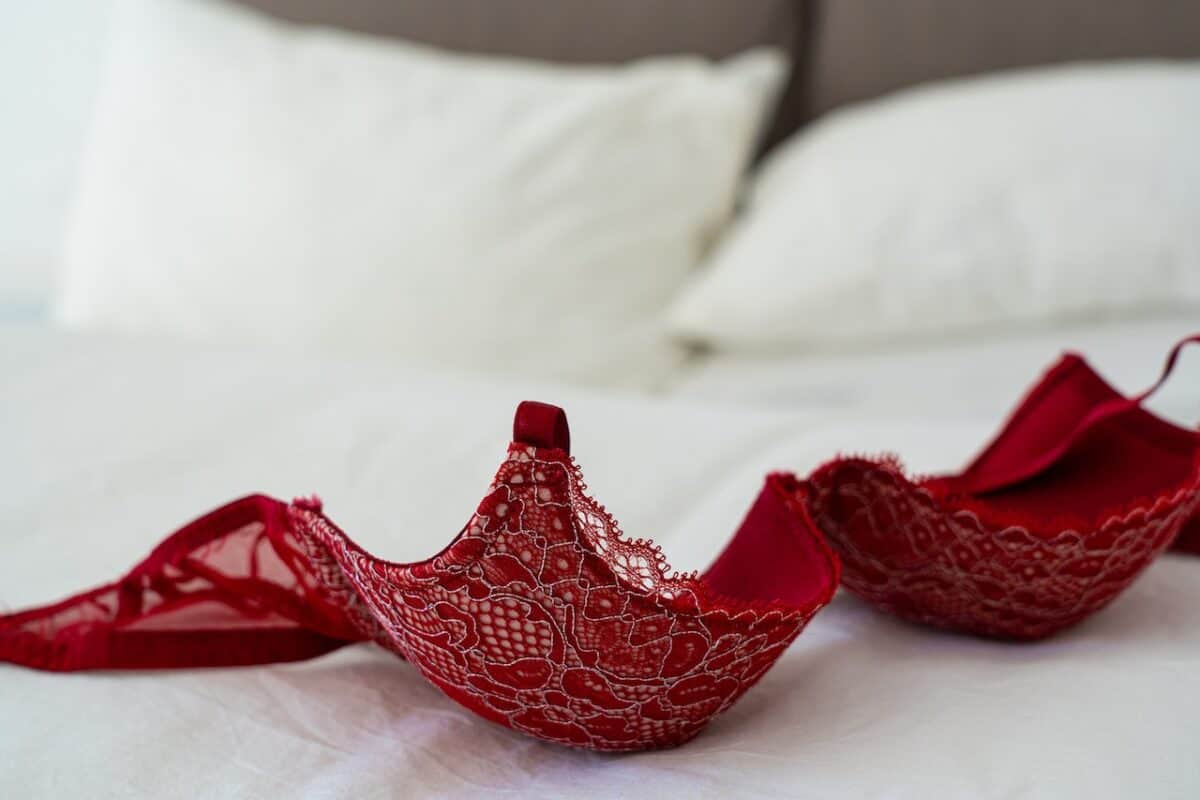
[807,458,1200,640]
[288,444,830,751]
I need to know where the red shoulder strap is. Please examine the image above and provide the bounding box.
[1134,334,1200,405]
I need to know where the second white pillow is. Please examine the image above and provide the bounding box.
[669,61,1200,353]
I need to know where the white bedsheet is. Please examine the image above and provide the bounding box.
[672,314,1200,422]
[2,322,1199,799]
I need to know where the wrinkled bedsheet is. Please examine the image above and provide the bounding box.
[2,324,1198,799]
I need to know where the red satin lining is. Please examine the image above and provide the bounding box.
[704,474,840,612]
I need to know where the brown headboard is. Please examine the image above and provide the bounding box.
[234,0,1200,148]
[237,0,802,63]
[233,0,809,150]
[802,0,1200,119]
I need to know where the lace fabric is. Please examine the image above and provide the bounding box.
[808,456,1200,639]
[0,402,839,751]
[807,335,1200,639]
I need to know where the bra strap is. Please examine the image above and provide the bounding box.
[1133,333,1200,406]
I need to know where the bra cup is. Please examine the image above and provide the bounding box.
[808,457,1199,640]
[285,444,838,750]
[808,345,1200,640]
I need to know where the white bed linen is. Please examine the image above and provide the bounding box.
[672,314,1200,423]
[2,321,1199,799]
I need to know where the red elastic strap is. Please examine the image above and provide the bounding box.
[1078,332,1200,437]
[1134,334,1200,405]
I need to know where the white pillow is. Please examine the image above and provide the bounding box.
[56,0,784,386]
[668,61,1200,353]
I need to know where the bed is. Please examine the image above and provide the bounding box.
[3,1,1199,798]
[3,317,1199,799]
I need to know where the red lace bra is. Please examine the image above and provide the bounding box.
[808,335,1200,639]
[0,402,839,751]
[2,339,1197,749]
